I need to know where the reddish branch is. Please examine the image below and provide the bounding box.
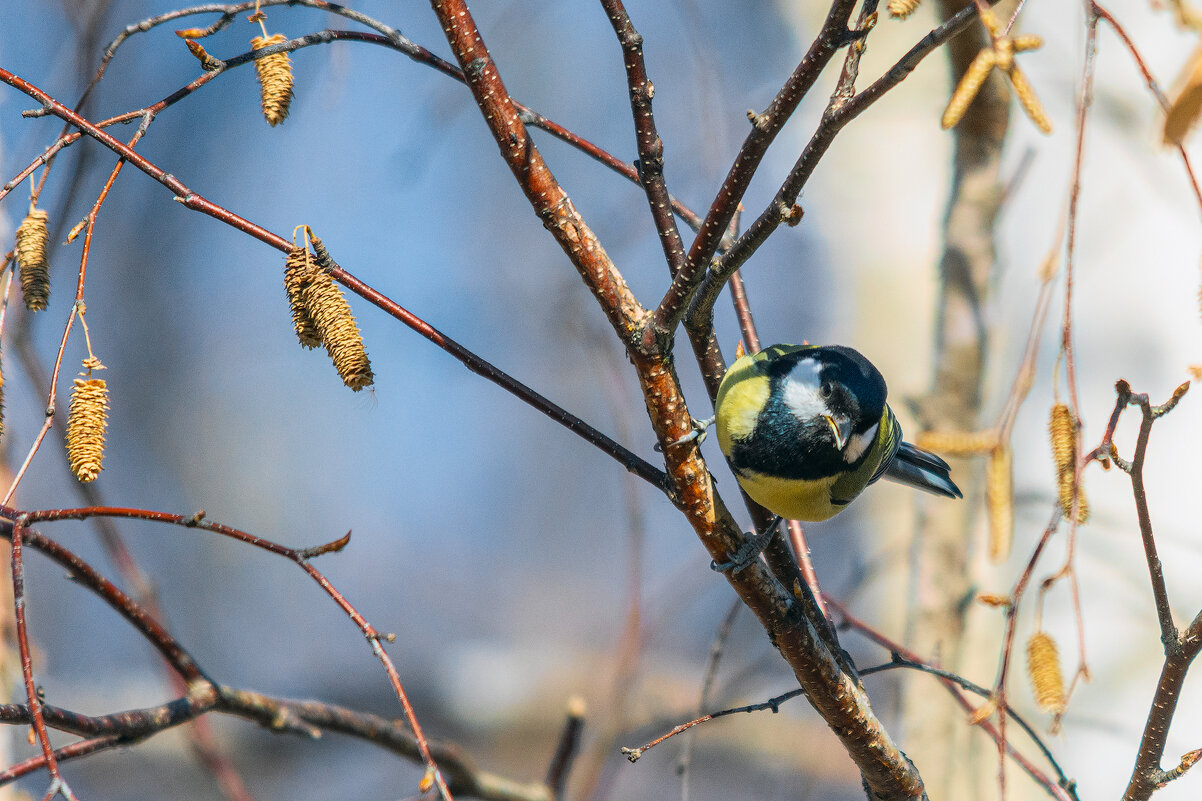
[85,1,707,229]
[2,505,457,800]
[0,507,568,799]
[0,65,668,494]
[0,683,553,801]
[829,597,1080,801]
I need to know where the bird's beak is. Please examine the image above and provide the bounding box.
[824,415,853,451]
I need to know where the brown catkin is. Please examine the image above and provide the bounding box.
[15,208,50,311]
[251,33,293,126]
[283,245,323,348]
[1026,632,1066,713]
[886,0,922,18]
[303,276,374,390]
[66,377,109,482]
[986,445,1014,562]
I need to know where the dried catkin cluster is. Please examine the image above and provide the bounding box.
[283,246,323,348]
[67,374,109,482]
[251,33,293,126]
[985,445,1014,562]
[15,208,50,311]
[283,241,374,391]
[1025,631,1066,713]
[1049,403,1089,523]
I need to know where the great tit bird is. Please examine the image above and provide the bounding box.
[715,344,961,524]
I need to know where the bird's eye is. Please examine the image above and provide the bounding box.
[819,383,833,399]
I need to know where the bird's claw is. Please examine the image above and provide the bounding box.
[655,416,715,452]
[710,516,782,573]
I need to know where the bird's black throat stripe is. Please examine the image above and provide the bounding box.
[728,377,868,481]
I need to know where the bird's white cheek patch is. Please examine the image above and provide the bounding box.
[844,422,878,463]
[781,360,827,421]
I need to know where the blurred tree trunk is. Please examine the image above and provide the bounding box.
[901,0,1012,796]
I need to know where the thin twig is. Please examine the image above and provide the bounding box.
[828,597,1080,801]
[0,66,670,494]
[653,0,862,341]
[686,1,986,329]
[600,0,688,281]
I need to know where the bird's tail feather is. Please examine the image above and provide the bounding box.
[884,442,963,499]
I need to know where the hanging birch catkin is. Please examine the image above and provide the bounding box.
[283,245,323,349]
[15,207,50,311]
[1026,631,1067,714]
[66,364,109,482]
[251,33,294,126]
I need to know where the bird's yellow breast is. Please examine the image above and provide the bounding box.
[714,352,771,456]
[733,469,844,522]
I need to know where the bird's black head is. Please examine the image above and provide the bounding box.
[766,345,888,460]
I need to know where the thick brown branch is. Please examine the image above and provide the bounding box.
[0,686,552,801]
[429,0,645,347]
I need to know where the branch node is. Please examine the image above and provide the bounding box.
[465,57,488,78]
[745,109,769,130]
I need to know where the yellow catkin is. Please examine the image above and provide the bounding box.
[251,33,294,126]
[1048,403,1088,522]
[914,428,998,455]
[942,48,996,129]
[986,445,1014,562]
[886,0,922,19]
[1007,65,1053,134]
[977,593,1011,608]
[1026,631,1066,713]
[1058,474,1090,524]
[283,245,323,348]
[1048,403,1075,474]
[66,377,109,482]
[15,208,50,311]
